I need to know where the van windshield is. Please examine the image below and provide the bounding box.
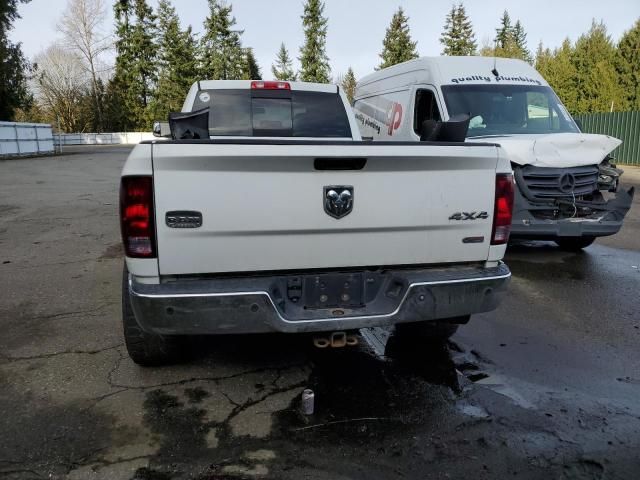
[191,89,352,137]
[441,84,579,137]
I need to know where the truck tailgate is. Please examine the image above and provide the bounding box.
[152,142,499,275]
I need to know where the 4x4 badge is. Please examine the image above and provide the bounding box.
[324,186,354,219]
[449,211,489,221]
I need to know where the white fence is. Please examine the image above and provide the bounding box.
[0,122,55,157]
[0,124,155,157]
[53,132,155,146]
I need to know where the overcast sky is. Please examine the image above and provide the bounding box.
[10,0,640,80]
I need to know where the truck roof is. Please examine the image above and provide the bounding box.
[182,80,342,114]
[357,56,549,93]
[193,80,339,93]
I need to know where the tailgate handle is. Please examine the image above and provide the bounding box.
[314,158,367,171]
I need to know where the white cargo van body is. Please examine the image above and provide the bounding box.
[354,57,635,249]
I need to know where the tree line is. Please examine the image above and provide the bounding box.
[2,0,639,132]
[439,6,640,113]
[0,0,32,121]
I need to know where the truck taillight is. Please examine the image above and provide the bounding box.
[251,80,290,90]
[120,176,156,258]
[491,174,515,245]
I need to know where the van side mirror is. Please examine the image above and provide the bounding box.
[420,120,440,141]
[168,108,210,140]
[437,114,470,142]
[420,114,470,142]
[153,121,171,138]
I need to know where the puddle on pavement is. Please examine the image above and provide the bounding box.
[111,328,635,480]
[131,328,498,478]
[274,327,495,438]
[143,389,210,460]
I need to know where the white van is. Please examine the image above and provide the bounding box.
[354,56,635,250]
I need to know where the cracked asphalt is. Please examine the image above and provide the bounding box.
[1,146,639,480]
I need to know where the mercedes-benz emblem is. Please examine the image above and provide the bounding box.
[323,185,354,219]
[558,173,576,193]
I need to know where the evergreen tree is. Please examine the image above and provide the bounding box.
[378,7,418,69]
[572,20,627,113]
[0,0,26,39]
[201,0,245,80]
[481,11,531,62]
[513,20,532,63]
[439,3,476,56]
[495,10,512,49]
[534,42,552,76]
[152,0,198,121]
[107,0,158,130]
[615,19,640,109]
[299,0,331,83]
[130,0,157,128]
[106,0,134,130]
[0,0,32,120]
[341,67,356,104]
[272,43,296,80]
[242,48,262,80]
[535,39,578,113]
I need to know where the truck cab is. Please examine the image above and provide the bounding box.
[353,57,635,250]
[179,80,361,140]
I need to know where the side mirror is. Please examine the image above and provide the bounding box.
[420,119,440,141]
[420,114,470,142]
[437,114,470,142]
[153,121,171,138]
[168,108,210,140]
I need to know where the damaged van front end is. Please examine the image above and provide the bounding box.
[500,133,635,248]
[354,56,635,250]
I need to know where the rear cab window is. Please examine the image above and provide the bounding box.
[192,89,352,138]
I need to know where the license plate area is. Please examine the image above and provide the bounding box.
[273,270,408,320]
[302,273,364,309]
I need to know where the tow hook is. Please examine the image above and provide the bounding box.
[313,331,359,348]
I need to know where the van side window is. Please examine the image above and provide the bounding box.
[413,89,441,135]
[526,91,561,131]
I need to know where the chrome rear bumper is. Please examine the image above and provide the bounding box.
[128,263,510,335]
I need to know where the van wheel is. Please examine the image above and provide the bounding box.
[122,264,183,366]
[395,318,465,344]
[554,236,595,251]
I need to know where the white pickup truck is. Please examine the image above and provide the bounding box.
[120,80,513,365]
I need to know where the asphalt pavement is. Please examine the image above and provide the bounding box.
[0,145,639,480]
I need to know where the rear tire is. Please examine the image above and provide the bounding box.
[395,317,466,344]
[554,236,596,251]
[122,264,183,366]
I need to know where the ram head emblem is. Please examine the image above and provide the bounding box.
[323,186,354,219]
